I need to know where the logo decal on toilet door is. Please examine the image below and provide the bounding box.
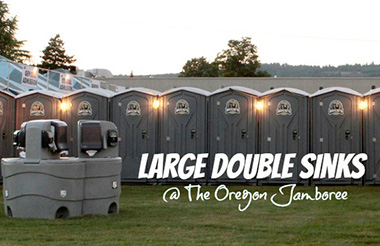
[126,101,141,116]
[225,99,240,114]
[328,100,344,115]
[276,100,292,115]
[78,101,93,116]
[30,101,45,116]
[175,99,190,114]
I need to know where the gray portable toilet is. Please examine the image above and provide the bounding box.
[363,88,380,184]
[0,90,16,160]
[208,86,260,183]
[61,88,114,157]
[259,88,309,184]
[159,87,209,183]
[15,90,63,129]
[110,88,160,183]
[311,87,363,184]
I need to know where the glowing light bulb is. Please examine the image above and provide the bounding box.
[359,101,367,110]
[153,100,160,109]
[256,101,264,110]
[60,102,67,111]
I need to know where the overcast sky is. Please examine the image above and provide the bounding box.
[5,0,380,75]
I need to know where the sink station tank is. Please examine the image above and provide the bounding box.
[2,119,122,219]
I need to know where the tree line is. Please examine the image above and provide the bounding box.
[259,63,380,77]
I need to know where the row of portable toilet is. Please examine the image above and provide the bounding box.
[0,86,378,185]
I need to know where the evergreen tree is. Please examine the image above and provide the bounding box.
[0,1,30,63]
[40,34,76,70]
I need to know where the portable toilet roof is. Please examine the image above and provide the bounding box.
[363,87,380,96]
[310,87,362,97]
[113,87,161,96]
[260,87,309,97]
[15,90,65,99]
[160,87,210,97]
[210,86,261,97]
[62,88,115,99]
[0,89,16,98]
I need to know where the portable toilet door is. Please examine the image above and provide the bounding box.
[15,90,63,129]
[0,90,16,160]
[110,88,160,183]
[61,88,113,157]
[208,86,260,184]
[311,87,363,185]
[363,88,380,184]
[259,88,309,184]
[159,87,209,183]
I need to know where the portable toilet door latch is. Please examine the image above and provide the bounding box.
[345,130,351,140]
[142,130,148,139]
[241,129,247,139]
[191,129,196,139]
[293,130,298,140]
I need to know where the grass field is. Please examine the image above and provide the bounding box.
[0,185,379,245]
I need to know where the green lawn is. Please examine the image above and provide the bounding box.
[0,185,379,245]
